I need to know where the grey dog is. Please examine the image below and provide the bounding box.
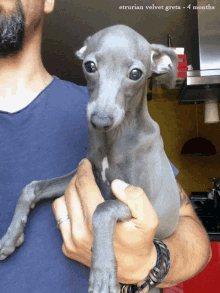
[0,25,180,293]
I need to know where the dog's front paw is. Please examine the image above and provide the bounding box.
[88,261,120,293]
[0,231,24,260]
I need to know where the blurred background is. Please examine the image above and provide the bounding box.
[42,0,199,85]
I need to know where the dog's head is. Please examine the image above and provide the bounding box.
[76,25,177,132]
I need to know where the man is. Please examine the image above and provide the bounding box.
[0,1,211,293]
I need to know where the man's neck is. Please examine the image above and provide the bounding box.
[0,35,53,113]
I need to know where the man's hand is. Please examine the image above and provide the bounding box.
[52,158,158,284]
[52,159,212,288]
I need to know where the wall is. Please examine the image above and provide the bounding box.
[42,0,200,84]
[148,88,220,195]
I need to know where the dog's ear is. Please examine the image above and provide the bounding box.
[75,36,91,60]
[150,44,178,89]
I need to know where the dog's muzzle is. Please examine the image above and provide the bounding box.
[90,113,114,131]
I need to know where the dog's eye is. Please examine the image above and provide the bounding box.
[129,68,142,80]
[84,61,97,73]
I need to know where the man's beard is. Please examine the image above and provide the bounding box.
[0,0,25,57]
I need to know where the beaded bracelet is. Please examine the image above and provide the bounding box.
[120,238,170,293]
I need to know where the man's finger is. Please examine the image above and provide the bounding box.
[64,174,88,236]
[52,196,73,249]
[111,179,159,227]
[75,159,104,225]
[52,196,68,225]
[77,158,95,181]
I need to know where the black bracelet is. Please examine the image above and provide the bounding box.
[120,238,170,293]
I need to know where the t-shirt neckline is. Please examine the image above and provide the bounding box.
[0,76,57,115]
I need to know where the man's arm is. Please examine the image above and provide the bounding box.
[52,161,212,288]
[157,180,212,288]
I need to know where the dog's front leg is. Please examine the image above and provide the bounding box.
[89,199,131,293]
[0,171,75,260]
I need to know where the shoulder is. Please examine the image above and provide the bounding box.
[168,161,198,218]
[44,77,89,116]
[176,180,191,207]
[176,180,201,221]
[52,77,89,103]
[38,77,90,130]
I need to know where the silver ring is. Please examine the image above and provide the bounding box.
[56,214,70,229]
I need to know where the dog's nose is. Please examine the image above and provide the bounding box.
[90,113,114,131]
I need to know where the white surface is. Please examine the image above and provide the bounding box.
[204,99,219,123]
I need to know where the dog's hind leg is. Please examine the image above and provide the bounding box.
[0,170,76,260]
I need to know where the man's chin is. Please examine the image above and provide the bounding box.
[0,0,25,57]
[0,46,23,57]
[0,30,24,57]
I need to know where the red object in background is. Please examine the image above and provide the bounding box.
[177,55,188,70]
[177,54,187,80]
[163,242,220,293]
[163,283,184,293]
[177,72,187,79]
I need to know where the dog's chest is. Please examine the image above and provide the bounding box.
[94,155,125,200]
[95,156,114,200]
[100,157,109,184]
[95,153,142,200]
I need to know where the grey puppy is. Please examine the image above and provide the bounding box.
[0,25,180,293]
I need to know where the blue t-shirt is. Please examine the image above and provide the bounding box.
[0,76,178,293]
